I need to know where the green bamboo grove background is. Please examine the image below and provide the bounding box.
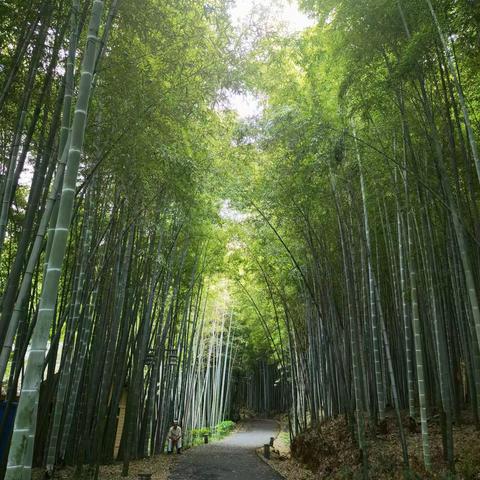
[0,0,480,478]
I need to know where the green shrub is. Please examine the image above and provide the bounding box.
[215,420,235,436]
[191,427,211,438]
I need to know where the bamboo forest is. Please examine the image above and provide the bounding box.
[0,0,480,479]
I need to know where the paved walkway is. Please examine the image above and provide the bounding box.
[168,419,283,480]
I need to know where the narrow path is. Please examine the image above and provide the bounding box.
[168,419,283,480]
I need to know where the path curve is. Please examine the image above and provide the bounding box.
[168,419,282,480]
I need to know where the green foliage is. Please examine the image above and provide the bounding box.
[2,0,480,475]
[190,421,235,446]
[215,420,236,436]
[191,427,211,438]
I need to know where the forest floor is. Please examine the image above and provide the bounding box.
[262,411,480,479]
[31,419,278,480]
[32,453,177,479]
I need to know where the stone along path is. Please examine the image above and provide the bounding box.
[168,419,283,480]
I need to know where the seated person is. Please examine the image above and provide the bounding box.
[167,419,182,454]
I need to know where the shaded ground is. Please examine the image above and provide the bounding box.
[169,419,283,480]
[265,412,480,480]
[32,454,176,480]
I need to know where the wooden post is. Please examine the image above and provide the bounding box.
[203,434,209,444]
[263,444,270,459]
[114,389,128,459]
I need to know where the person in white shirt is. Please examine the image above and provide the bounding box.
[167,419,182,454]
